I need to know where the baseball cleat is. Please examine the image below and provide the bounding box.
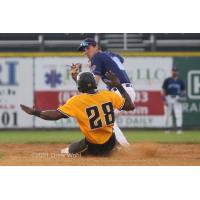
[165,129,171,134]
[176,130,182,134]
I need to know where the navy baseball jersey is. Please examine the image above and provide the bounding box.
[162,77,185,95]
[104,51,124,64]
[90,51,130,88]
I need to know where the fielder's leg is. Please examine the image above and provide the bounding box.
[174,101,183,134]
[165,103,173,133]
[112,84,135,147]
[113,122,130,146]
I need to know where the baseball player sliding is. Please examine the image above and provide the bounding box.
[162,67,186,134]
[20,71,135,156]
[70,38,136,147]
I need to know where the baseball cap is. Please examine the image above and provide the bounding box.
[78,38,97,51]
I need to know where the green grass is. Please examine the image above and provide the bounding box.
[0,130,199,144]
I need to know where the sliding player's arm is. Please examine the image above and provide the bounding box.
[20,104,66,120]
[105,71,135,111]
[94,75,101,85]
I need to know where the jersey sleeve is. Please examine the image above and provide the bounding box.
[91,55,104,76]
[180,80,186,91]
[57,96,77,117]
[162,79,168,90]
[108,91,125,110]
[116,54,124,63]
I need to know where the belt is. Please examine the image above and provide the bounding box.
[169,95,178,98]
[112,83,133,91]
[124,83,133,87]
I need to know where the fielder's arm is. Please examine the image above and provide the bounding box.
[180,89,186,97]
[94,75,101,85]
[177,89,187,102]
[105,71,135,111]
[162,79,168,105]
[70,63,82,83]
[162,89,167,99]
[20,104,66,120]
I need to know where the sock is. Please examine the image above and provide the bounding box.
[113,123,129,146]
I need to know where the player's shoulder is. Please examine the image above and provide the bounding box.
[91,52,105,66]
[99,89,111,95]
[178,78,184,83]
[104,51,124,62]
[164,77,172,82]
[98,90,113,97]
[93,51,107,60]
[99,90,120,97]
[66,94,81,104]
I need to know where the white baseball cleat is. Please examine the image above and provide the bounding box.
[165,130,171,134]
[176,130,182,134]
[61,147,69,154]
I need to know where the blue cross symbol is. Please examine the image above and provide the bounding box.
[45,70,62,88]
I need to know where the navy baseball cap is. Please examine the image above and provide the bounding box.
[78,38,97,51]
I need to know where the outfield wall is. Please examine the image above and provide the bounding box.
[0,52,200,128]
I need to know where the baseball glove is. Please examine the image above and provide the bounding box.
[177,96,187,103]
[70,63,82,81]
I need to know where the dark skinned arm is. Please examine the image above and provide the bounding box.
[105,71,135,111]
[20,104,66,120]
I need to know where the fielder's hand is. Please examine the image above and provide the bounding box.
[177,96,186,103]
[70,63,82,82]
[20,104,34,115]
[162,96,168,106]
[105,70,121,87]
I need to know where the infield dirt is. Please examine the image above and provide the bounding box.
[0,143,200,166]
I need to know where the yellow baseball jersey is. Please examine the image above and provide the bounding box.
[57,90,125,144]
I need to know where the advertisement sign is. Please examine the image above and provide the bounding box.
[174,57,200,127]
[116,57,172,127]
[0,58,33,128]
[34,57,88,127]
[34,57,172,127]
[1,55,199,128]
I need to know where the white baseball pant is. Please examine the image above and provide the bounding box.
[111,83,136,146]
[165,95,183,128]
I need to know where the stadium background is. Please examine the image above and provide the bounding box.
[1,33,200,165]
[0,33,200,129]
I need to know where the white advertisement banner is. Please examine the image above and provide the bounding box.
[125,57,172,90]
[34,57,106,127]
[34,57,172,128]
[117,57,172,127]
[0,58,33,128]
